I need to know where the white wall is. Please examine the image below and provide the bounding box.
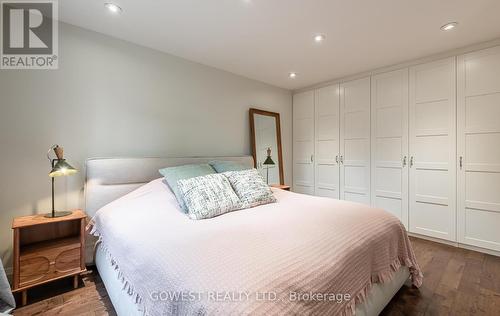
[0,23,292,271]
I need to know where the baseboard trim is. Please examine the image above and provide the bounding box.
[458,243,500,257]
[409,232,500,257]
[408,232,458,246]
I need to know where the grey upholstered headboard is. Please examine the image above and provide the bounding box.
[84,156,254,218]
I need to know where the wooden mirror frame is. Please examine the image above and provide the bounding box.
[249,108,284,185]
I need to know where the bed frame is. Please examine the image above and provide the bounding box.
[85,156,255,218]
[84,156,409,316]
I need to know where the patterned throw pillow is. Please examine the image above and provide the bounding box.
[223,169,277,209]
[177,174,241,220]
[159,164,216,212]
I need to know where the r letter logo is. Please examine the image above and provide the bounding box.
[1,0,58,69]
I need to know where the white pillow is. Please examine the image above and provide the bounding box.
[223,169,276,209]
[177,174,241,220]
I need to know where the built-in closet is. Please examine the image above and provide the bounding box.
[371,69,409,229]
[340,78,371,205]
[293,77,371,205]
[293,90,315,195]
[408,57,457,241]
[292,45,500,254]
[314,85,340,199]
[457,46,500,252]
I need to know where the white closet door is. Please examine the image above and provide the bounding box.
[293,90,315,195]
[315,84,340,198]
[371,69,409,227]
[409,57,456,241]
[457,46,500,251]
[340,77,371,204]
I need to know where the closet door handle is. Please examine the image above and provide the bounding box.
[402,156,407,167]
[335,155,339,164]
[340,155,344,164]
[409,156,414,168]
[459,156,463,169]
[310,154,314,163]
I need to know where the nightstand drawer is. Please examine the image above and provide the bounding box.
[19,257,50,286]
[19,238,82,287]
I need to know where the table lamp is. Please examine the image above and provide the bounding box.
[46,144,78,218]
[263,147,275,184]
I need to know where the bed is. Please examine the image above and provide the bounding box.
[85,157,421,316]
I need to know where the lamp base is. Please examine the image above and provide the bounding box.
[44,211,73,218]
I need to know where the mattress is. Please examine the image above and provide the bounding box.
[89,178,421,315]
[95,244,410,316]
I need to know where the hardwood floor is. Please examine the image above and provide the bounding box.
[13,237,500,316]
[13,271,116,316]
[381,237,500,315]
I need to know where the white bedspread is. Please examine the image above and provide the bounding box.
[89,178,422,316]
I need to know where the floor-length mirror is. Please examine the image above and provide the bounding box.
[249,108,284,185]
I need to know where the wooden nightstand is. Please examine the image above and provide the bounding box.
[11,210,87,306]
[270,184,291,191]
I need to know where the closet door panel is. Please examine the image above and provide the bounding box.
[344,112,370,138]
[293,142,314,164]
[293,91,315,195]
[414,100,450,135]
[465,94,500,132]
[294,119,314,143]
[371,69,409,226]
[316,165,338,198]
[344,192,369,204]
[315,85,340,198]
[458,46,500,251]
[409,57,456,241]
[340,77,371,204]
[376,106,402,136]
[376,137,402,163]
[463,51,500,95]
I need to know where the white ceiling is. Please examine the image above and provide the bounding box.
[59,0,500,90]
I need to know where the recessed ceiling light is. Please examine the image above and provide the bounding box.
[288,72,297,79]
[314,34,326,43]
[105,3,122,14]
[441,22,458,31]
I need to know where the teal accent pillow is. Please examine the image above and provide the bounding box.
[209,160,249,173]
[159,164,215,211]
